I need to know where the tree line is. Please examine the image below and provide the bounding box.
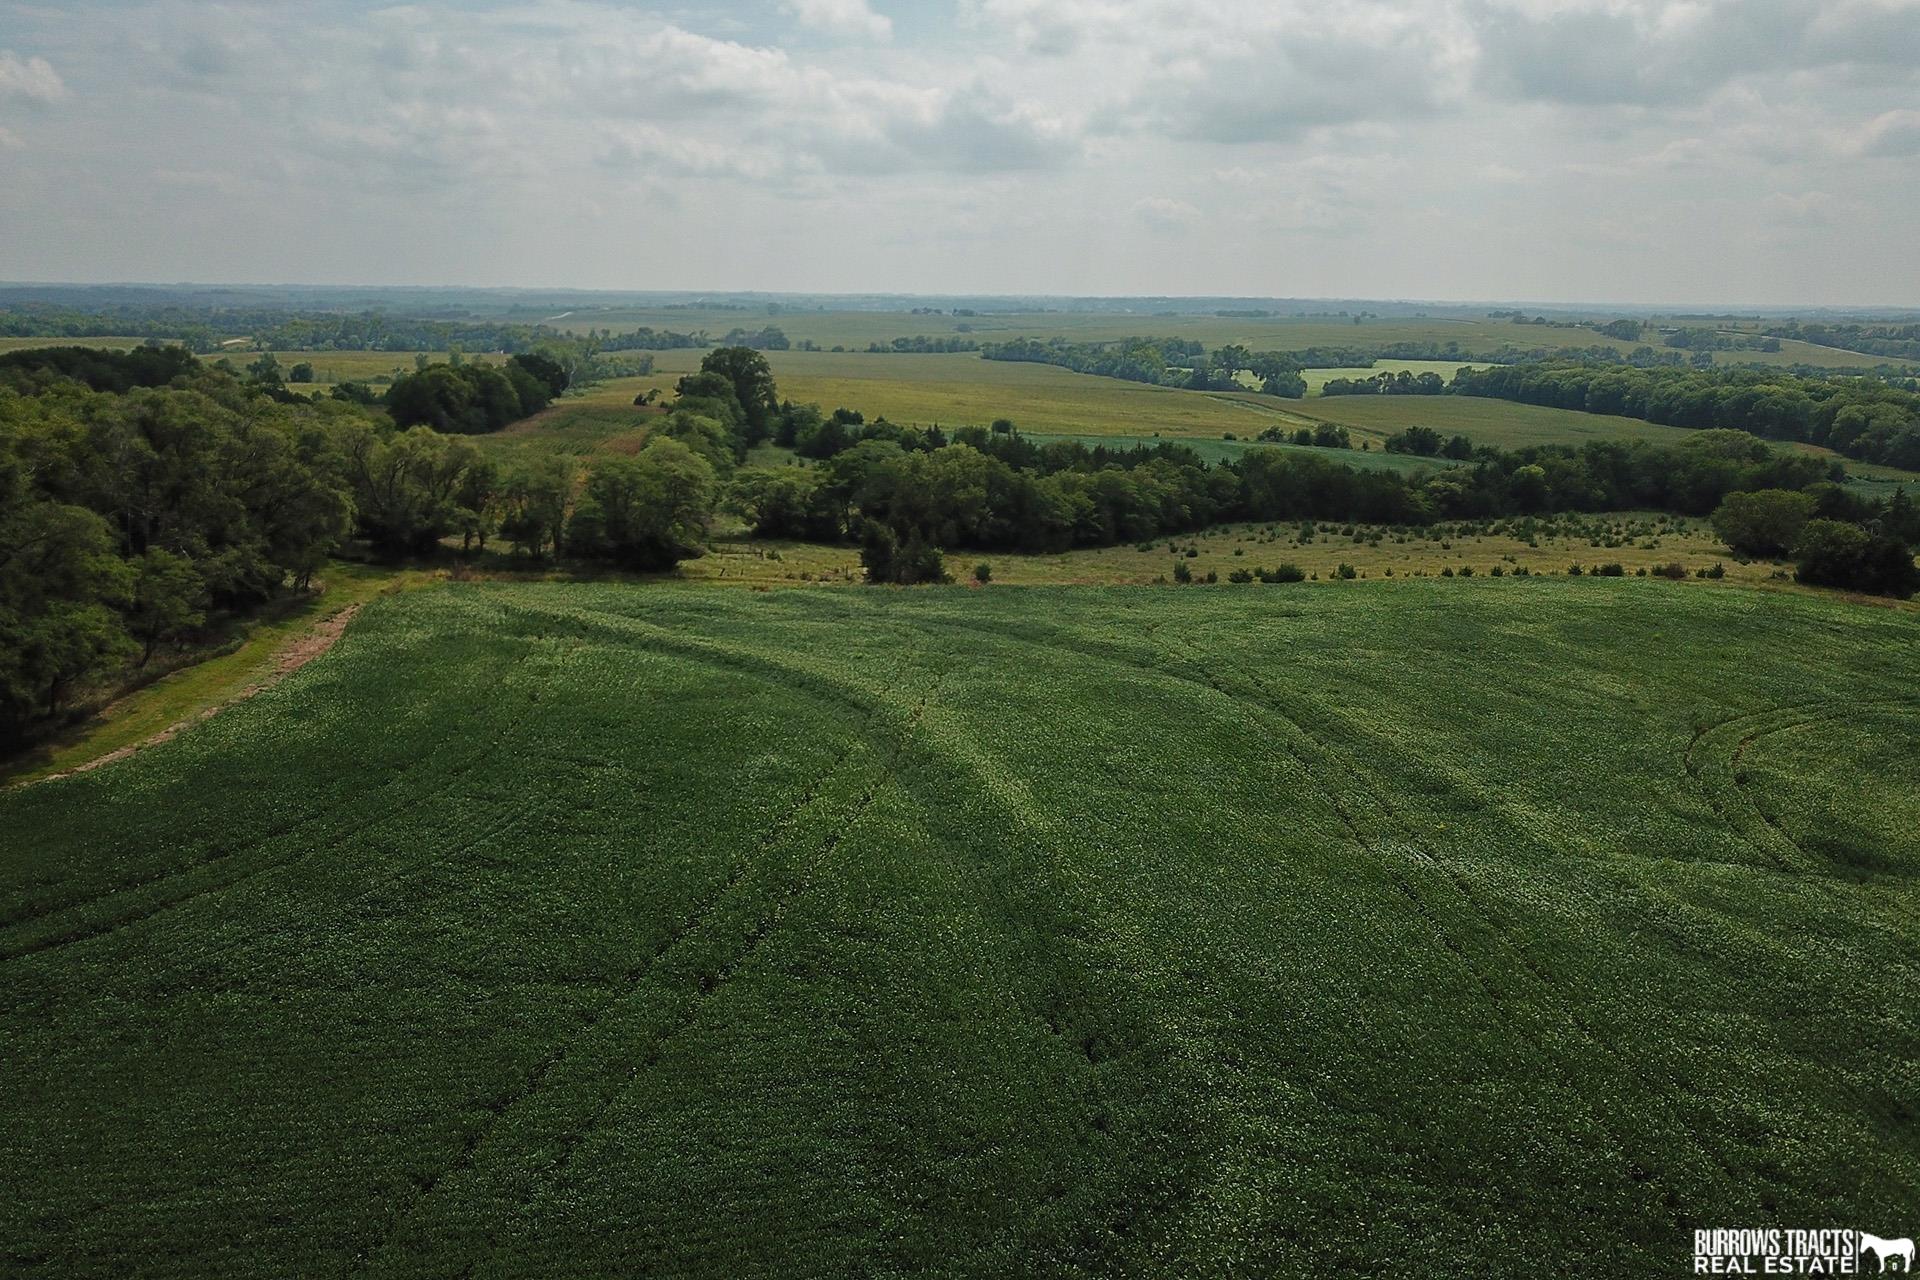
[1,350,355,739]
[730,395,1910,585]
[0,343,790,741]
[1760,322,1920,363]
[1447,362,1920,468]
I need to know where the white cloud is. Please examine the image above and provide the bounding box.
[1132,196,1201,230]
[784,0,892,42]
[1855,108,1920,157]
[0,50,67,103]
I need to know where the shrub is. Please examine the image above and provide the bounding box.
[973,562,992,584]
[1712,489,1816,558]
[1173,559,1193,584]
[1793,520,1919,598]
[1657,562,1687,579]
[1256,563,1306,584]
[1597,563,1625,577]
[1337,563,1357,580]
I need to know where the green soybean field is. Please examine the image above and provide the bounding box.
[3,580,1917,1278]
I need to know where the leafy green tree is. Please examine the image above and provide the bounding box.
[1793,519,1919,597]
[1711,489,1816,557]
[499,457,574,559]
[567,439,716,570]
[698,347,779,445]
[341,425,481,555]
[247,351,285,388]
[127,548,206,664]
[0,498,133,725]
[289,362,316,384]
[728,467,840,541]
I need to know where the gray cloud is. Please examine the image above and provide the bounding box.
[0,0,1915,303]
[1475,0,1920,106]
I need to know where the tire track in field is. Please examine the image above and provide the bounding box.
[1168,639,1755,1215]
[0,644,555,965]
[348,645,941,1278]
[895,606,1404,1266]
[1014,596,1727,1228]
[490,673,949,1245]
[0,636,546,946]
[1682,697,1920,874]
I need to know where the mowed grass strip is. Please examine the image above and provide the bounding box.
[1,580,1915,1277]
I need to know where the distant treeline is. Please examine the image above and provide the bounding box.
[749,414,1913,594]
[1762,322,1920,363]
[1448,362,1920,469]
[867,336,983,354]
[0,304,740,358]
[979,337,1307,395]
[0,306,578,354]
[1323,370,1449,397]
[747,409,1846,549]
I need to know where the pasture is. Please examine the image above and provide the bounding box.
[1269,394,1706,450]
[2,580,1916,1277]
[1298,359,1480,394]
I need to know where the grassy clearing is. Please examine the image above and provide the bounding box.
[1300,359,1480,394]
[655,349,1297,439]
[231,350,508,388]
[976,511,1769,587]
[678,512,1768,591]
[1020,430,1461,473]
[2,580,1914,1276]
[1261,393,1701,449]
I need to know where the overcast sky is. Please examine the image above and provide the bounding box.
[2,0,1917,305]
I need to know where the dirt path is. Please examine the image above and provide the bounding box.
[22,604,363,788]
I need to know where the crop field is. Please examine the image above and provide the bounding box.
[2,581,1915,1277]
[646,349,1301,439]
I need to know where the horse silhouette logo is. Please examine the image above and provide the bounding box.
[1861,1233,1916,1272]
